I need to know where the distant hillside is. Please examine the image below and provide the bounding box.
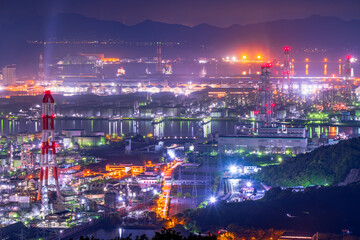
[2,14,359,47]
[0,14,360,72]
[0,14,360,65]
[254,137,360,187]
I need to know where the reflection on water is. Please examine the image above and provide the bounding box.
[305,125,359,139]
[1,118,360,139]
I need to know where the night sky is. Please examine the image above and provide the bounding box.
[1,0,360,27]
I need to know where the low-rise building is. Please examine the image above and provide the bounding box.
[62,129,85,137]
[72,136,105,148]
[136,172,160,187]
[218,135,307,154]
[219,125,308,154]
[106,164,145,176]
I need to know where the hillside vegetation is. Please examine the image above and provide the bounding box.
[177,183,360,234]
[254,137,360,187]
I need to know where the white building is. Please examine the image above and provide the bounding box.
[218,135,307,154]
[2,65,16,86]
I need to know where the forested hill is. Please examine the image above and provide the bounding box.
[181,182,360,234]
[254,137,360,187]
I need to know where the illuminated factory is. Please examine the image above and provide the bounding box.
[217,125,307,155]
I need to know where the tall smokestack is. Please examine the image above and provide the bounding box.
[37,91,62,214]
[39,53,45,83]
[156,43,162,74]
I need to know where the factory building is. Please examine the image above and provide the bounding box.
[218,124,307,154]
[72,136,106,148]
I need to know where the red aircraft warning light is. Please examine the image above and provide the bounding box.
[346,55,351,60]
[284,46,290,51]
[262,63,272,68]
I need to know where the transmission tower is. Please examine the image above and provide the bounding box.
[218,153,224,195]
[177,166,182,195]
[20,134,33,170]
[256,63,274,126]
[192,173,197,198]
[344,55,353,102]
[205,155,212,196]
[283,46,291,92]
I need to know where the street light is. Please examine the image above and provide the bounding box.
[246,181,252,187]
[230,165,237,174]
[209,196,216,203]
[168,150,176,159]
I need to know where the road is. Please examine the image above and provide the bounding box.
[159,161,182,218]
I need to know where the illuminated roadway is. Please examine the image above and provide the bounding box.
[160,161,182,218]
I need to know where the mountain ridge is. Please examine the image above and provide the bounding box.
[0,13,359,64]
